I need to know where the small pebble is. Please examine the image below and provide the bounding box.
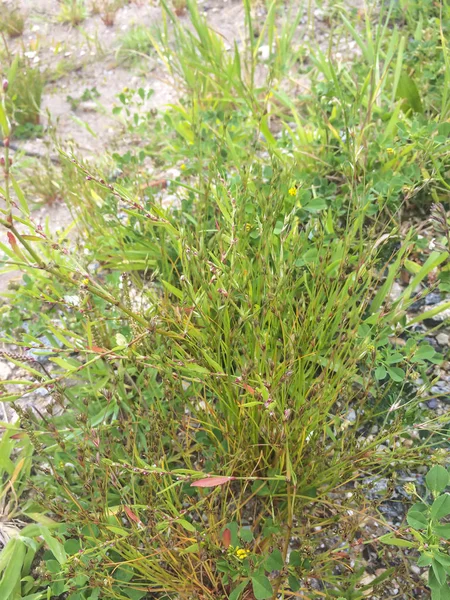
[437,332,450,347]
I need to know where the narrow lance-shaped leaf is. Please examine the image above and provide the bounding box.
[191,476,235,488]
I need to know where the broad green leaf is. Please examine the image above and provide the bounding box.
[406,510,428,530]
[229,579,250,600]
[386,366,405,382]
[288,574,300,591]
[439,583,450,600]
[431,494,450,520]
[304,198,327,212]
[412,344,437,362]
[432,559,447,586]
[375,365,387,380]
[40,527,66,565]
[251,574,273,600]
[434,524,450,540]
[265,548,283,572]
[434,552,450,567]
[426,466,449,495]
[418,553,433,567]
[0,538,26,599]
[289,550,302,567]
[396,71,423,113]
[239,527,253,543]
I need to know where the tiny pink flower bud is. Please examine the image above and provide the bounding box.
[3,137,10,148]
[2,79,8,92]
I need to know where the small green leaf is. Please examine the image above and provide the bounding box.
[304,197,327,212]
[386,366,405,382]
[179,542,200,555]
[426,466,449,495]
[375,365,387,380]
[406,510,428,530]
[251,574,273,600]
[439,583,450,600]
[162,280,183,300]
[434,552,450,567]
[229,579,250,600]
[396,71,423,113]
[379,533,415,548]
[434,524,450,540]
[288,574,300,592]
[239,527,253,543]
[412,344,436,362]
[45,559,60,574]
[40,527,66,565]
[177,519,196,533]
[418,554,433,567]
[265,548,283,572]
[115,333,127,347]
[0,538,26,598]
[431,494,450,520]
[289,550,302,567]
[432,559,447,586]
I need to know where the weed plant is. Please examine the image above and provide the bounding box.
[2,55,43,138]
[0,4,25,38]
[116,26,155,63]
[58,0,87,26]
[0,1,449,599]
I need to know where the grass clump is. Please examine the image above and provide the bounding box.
[2,55,43,138]
[0,0,450,599]
[0,3,25,38]
[58,0,87,26]
[116,25,154,63]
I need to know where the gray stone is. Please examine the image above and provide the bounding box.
[423,300,450,322]
[437,332,450,347]
[0,360,11,380]
[389,282,403,302]
[79,101,98,112]
[425,292,443,306]
[346,409,356,422]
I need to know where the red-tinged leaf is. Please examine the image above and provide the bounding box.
[89,346,109,353]
[7,232,16,247]
[10,433,27,439]
[144,179,167,189]
[242,383,256,395]
[191,476,234,488]
[7,232,26,261]
[123,506,142,525]
[222,528,231,549]
[91,430,100,448]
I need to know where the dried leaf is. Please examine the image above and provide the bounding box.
[222,527,231,549]
[191,476,234,488]
[123,506,142,525]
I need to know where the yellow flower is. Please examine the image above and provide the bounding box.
[245,223,252,232]
[235,548,250,560]
[81,278,89,286]
[288,187,297,196]
[387,147,395,155]
[181,164,186,170]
